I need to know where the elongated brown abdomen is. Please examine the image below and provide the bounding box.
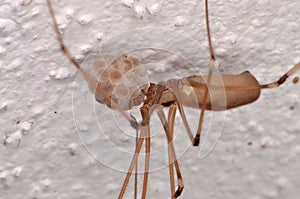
[165,71,261,111]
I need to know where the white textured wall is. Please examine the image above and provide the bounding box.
[1,0,299,199]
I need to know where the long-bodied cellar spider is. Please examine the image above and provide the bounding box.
[46,0,300,198]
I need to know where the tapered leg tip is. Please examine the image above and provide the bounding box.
[174,186,184,198]
[192,136,200,146]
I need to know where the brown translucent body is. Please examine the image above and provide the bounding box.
[159,71,260,111]
[183,71,261,110]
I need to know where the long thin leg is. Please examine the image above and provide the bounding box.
[156,107,184,198]
[154,104,177,198]
[131,83,158,199]
[157,83,195,145]
[118,110,151,199]
[260,63,300,88]
[226,62,300,91]
[134,126,138,199]
[168,145,175,198]
[141,125,150,199]
[46,0,137,126]
[192,0,216,146]
[118,129,145,199]
[167,105,177,198]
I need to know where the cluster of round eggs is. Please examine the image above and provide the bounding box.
[91,54,149,110]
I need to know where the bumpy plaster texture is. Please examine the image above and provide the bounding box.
[0,0,300,199]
